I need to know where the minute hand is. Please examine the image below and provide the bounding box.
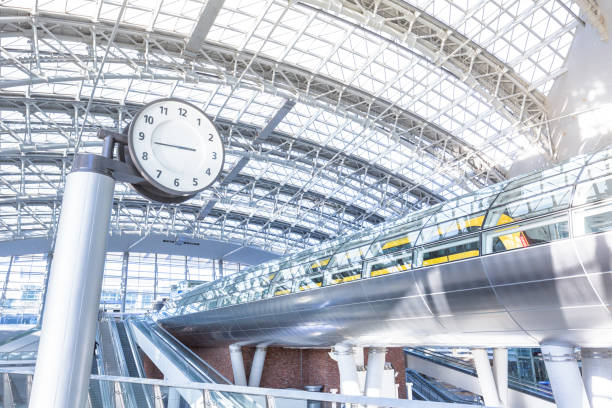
[154,141,196,152]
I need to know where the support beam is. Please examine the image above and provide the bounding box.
[248,346,267,387]
[333,344,360,396]
[541,344,590,408]
[229,344,247,386]
[120,251,129,313]
[183,0,225,57]
[471,348,501,407]
[365,347,387,398]
[492,348,508,407]
[582,348,612,408]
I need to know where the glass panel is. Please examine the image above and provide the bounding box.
[485,187,572,227]
[327,267,362,285]
[578,158,612,183]
[494,169,581,207]
[418,212,486,245]
[574,174,612,206]
[573,202,612,236]
[419,235,480,267]
[483,214,569,254]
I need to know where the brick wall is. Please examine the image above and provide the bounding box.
[141,343,407,398]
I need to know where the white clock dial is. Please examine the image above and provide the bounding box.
[128,98,224,196]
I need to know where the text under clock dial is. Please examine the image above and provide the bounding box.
[128,98,224,196]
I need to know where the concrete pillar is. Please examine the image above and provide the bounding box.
[29,170,115,408]
[354,346,365,367]
[493,348,508,407]
[541,344,590,408]
[472,348,501,407]
[229,344,247,386]
[365,347,387,398]
[582,348,612,408]
[333,344,360,396]
[248,346,267,387]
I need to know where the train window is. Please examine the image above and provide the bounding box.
[485,187,572,228]
[573,202,612,236]
[298,276,323,291]
[328,268,361,285]
[420,236,480,266]
[367,252,412,277]
[272,283,292,297]
[574,175,612,206]
[482,215,569,254]
[309,258,330,273]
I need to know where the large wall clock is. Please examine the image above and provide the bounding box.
[128,98,225,201]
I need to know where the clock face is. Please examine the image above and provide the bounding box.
[128,98,224,196]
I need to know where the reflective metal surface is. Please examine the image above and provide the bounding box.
[160,147,612,348]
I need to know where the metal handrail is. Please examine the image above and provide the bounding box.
[0,367,492,408]
[404,347,554,401]
[406,369,480,404]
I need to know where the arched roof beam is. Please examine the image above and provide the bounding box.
[0,9,506,186]
[298,0,553,155]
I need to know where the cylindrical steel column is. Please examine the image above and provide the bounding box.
[541,344,590,408]
[365,347,387,398]
[248,346,267,387]
[472,348,501,407]
[29,170,115,408]
[582,348,612,408]
[333,344,360,396]
[493,348,508,407]
[229,344,247,386]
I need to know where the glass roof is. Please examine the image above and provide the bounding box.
[0,0,583,255]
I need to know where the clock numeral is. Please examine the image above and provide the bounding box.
[159,106,168,115]
[142,152,148,160]
[208,134,214,142]
[212,152,217,160]
[138,131,145,141]
[143,115,154,125]
[178,107,187,117]
[205,168,211,176]
[156,169,162,178]
[193,177,198,186]
[174,178,180,187]
[197,118,201,126]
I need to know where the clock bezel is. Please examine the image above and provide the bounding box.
[127,97,225,196]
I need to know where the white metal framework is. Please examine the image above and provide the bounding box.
[0,0,586,254]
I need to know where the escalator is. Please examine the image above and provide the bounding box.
[406,369,481,404]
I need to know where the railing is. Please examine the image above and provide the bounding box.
[0,367,494,408]
[404,348,554,402]
[405,369,481,405]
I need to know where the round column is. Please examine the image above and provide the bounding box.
[248,346,267,387]
[333,344,360,396]
[229,344,247,386]
[493,348,508,407]
[365,347,387,398]
[472,348,501,407]
[582,348,612,408]
[541,344,590,408]
[29,170,115,408]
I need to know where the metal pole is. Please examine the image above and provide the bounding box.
[28,170,115,408]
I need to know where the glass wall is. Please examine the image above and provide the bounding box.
[0,252,242,326]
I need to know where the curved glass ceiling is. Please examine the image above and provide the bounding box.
[0,0,583,255]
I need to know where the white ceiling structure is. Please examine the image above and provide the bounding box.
[0,0,597,256]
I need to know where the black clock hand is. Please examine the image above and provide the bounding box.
[153,141,196,152]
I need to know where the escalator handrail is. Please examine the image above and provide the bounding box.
[119,320,155,408]
[404,347,554,401]
[94,326,114,408]
[107,319,139,408]
[406,369,479,404]
[128,317,229,384]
